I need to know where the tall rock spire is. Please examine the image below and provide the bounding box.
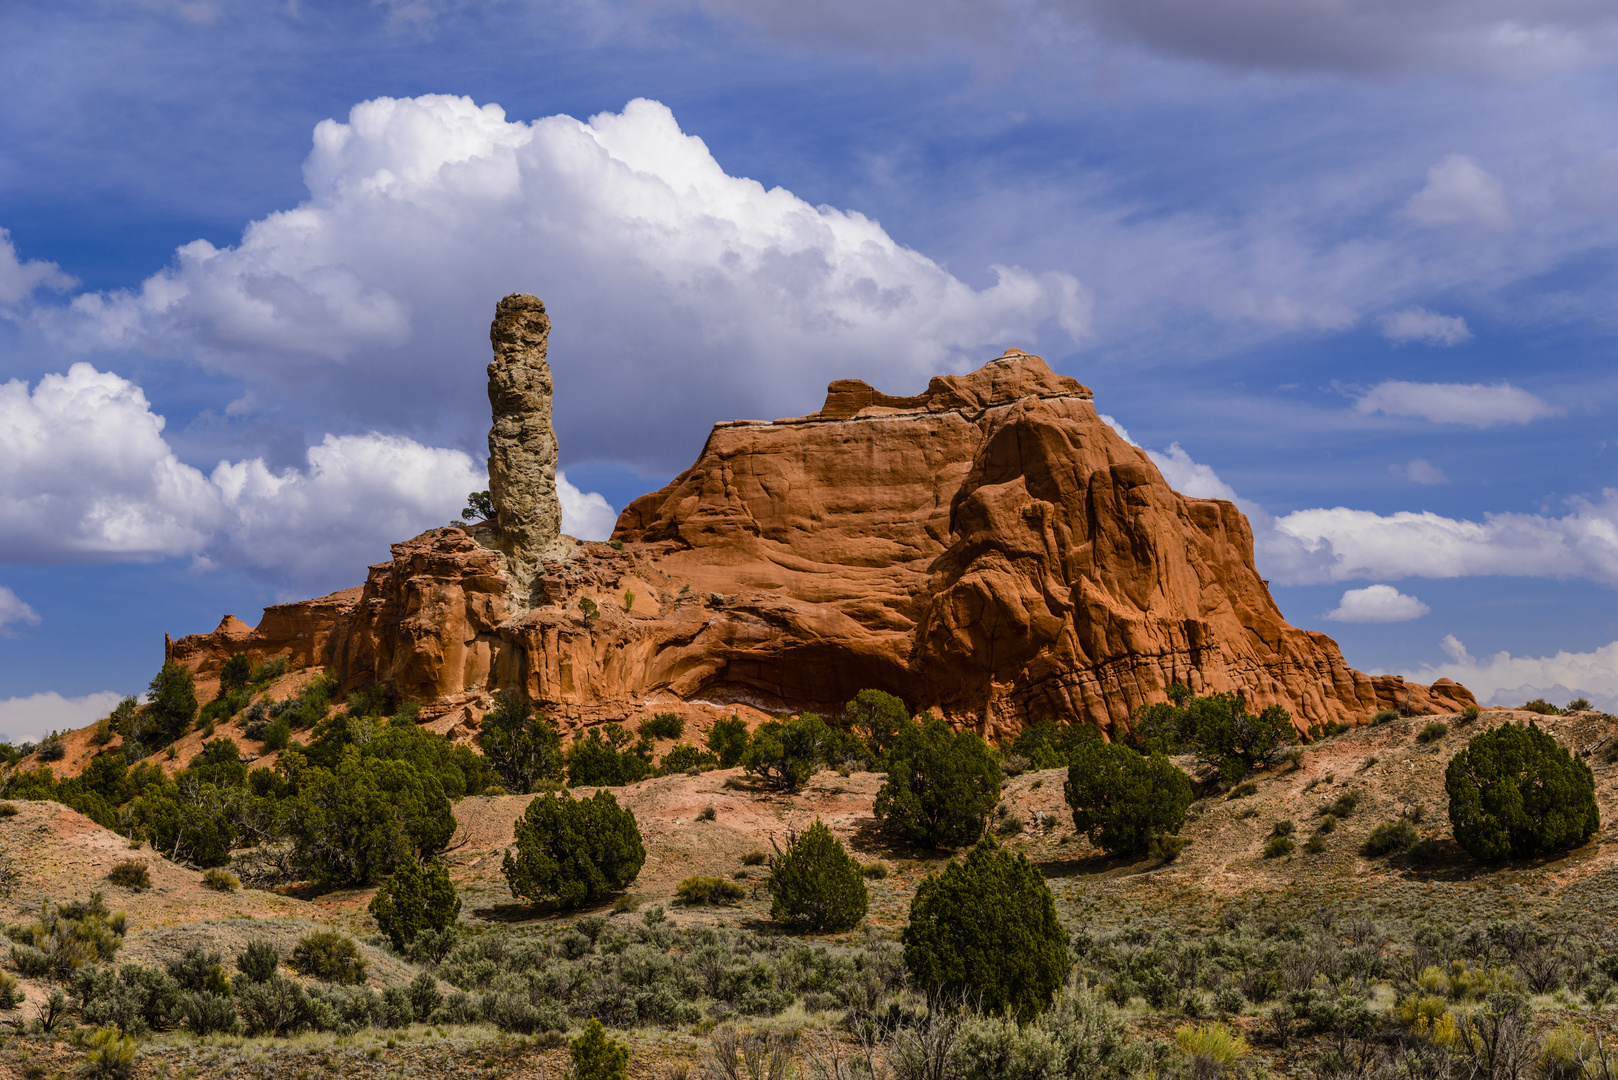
[487,293,563,593]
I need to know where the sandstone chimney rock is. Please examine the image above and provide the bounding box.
[168,343,1475,740]
[487,293,563,593]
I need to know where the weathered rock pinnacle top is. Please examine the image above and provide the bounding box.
[487,293,561,592]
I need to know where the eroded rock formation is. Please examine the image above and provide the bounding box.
[486,293,562,592]
[168,342,1474,739]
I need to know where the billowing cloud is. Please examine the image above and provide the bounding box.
[1400,634,1618,712]
[1404,155,1514,231]
[0,690,125,746]
[1379,307,1471,346]
[1324,584,1430,623]
[1273,493,1618,585]
[0,364,617,590]
[58,95,1090,473]
[0,586,40,635]
[1353,380,1558,426]
[1390,458,1449,485]
[0,228,75,308]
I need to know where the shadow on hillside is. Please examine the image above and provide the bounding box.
[1037,852,1161,880]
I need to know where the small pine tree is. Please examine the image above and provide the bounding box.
[570,1018,629,1080]
[146,662,198,745]
[503,789,646,908]
[1446,721,1599,861]
[902,835,1068,1021]
[767,819,868,932]
[369,857,462,950]
[219,654,252,696]
[477,691,564,794]
[874,717,1001,848]
[742,715,828,791]
[1064,739,1193,856]
[706,716,749,768]
[844,689,908,761]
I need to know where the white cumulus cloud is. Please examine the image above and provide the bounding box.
[1353,380,1559,426]
[1400,634,1618,712]
[0,364,617,589]
[1404,154,1514,231]
[0,690,125,745]
[1379,307,1471,346]
[1324,584,1430,623]
[0,586,41,635]
[57,95,1091,472]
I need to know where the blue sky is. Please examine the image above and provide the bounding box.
[4,0,1618,739]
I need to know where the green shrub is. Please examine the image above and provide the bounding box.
[570,1018,629,1080]
[1227,781,1258,799]
[862,861,889,878]
[81,1027,139,1079]
[902,835,1068,1020]
[741,850,768,866]
[107,859,151,891]
[285,748,456,885]
[1127,690,1295,782]
[0,971,21,1008]
[37,735,66,761]
[697,805,716,821]
[369,858,462,950]
[1270,819,1294,837]
[236,939,280,983]
[1305,835,1327,854]
[1003,719,1095,771]
[1314,814,1337,834]
[0,801,15,817]
[202,868,239,892]
[1445,721,1599,861]
[1566,697,1592,713]
[567,724,654,787]
[1523,698,1562,715]
[146,663,199,745]
[261,716,292,750]
[661,744,719,773]
[706,716,750,768]
[766,819,867,932]
[1417,721,1450,744]
[875,716,1001,848]
[1262,835,1295,859]
[951,986,1144,1080]
[1461,704,1481,721]
[1361,820,1419,857]
[1321,790,1360,818]
[1175,1022,1250,1074]
[502,789,646,908]
[1064,740,1192,857]
[219,653,253,696]
[291,930,367,984]
[742,715,829,792]
[477,691,565,794]
[1370,708,1399,726]
[639,713,684,740]
[1148,833,1188,861]
[675,876,746,905]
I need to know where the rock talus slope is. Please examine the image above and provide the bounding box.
[168,331,1472,738]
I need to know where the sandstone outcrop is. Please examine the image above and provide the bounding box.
[166,343,1475,740]
[486,292,563,593]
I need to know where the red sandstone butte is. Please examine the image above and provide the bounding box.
[168,350,1474,739]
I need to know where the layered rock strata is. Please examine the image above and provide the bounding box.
[168,347,1474,739]
[486,292,563,593]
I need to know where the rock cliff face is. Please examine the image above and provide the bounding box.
[486,293,562,593]
[167,345,1474,739]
